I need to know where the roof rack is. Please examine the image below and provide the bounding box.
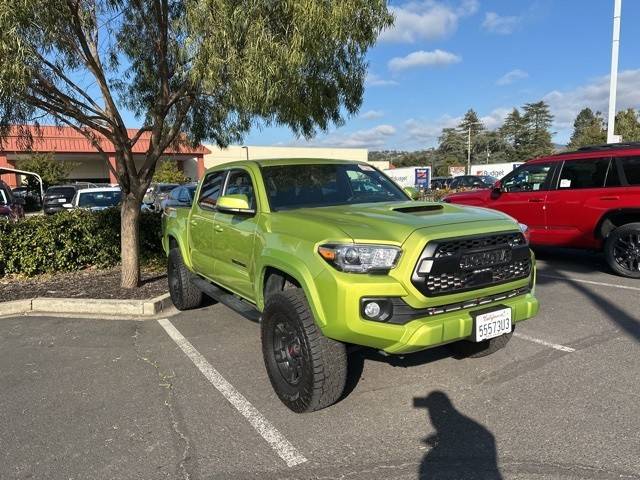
[558,142,640,155]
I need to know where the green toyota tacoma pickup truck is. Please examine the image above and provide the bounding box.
[162,159,539,412]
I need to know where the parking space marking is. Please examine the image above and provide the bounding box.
[538,273,640,292]
[157,318,308,468]
[514,332,576,352]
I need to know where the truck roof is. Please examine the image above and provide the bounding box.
[206,157,368,172]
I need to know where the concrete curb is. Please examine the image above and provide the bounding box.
[0,293,172,317]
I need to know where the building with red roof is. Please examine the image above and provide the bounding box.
[0,126,209,187]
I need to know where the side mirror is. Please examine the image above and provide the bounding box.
[216,194,255,215]
[490,181,502,200]
[403,187,420,200]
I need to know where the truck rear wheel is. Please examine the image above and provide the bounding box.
[261,289,347,413]
[604,223,640,278]
[168,247,203,310]
[448,330,513,358]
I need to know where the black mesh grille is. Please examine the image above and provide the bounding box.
[413,232,531,297]
[434,232,525,258]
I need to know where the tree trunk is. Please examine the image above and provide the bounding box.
[121,194,142,288]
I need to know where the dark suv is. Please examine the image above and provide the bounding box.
[43,183,94,214]
[444,143,640,278]
[0,180,25,221]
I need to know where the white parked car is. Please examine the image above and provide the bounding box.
[65,187,122,212]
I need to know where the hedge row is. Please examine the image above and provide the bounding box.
[0,209,163,277]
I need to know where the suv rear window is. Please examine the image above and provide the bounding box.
[619,156,640,185]
[46,187,76,197]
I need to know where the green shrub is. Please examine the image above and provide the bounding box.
[0,209,163,277]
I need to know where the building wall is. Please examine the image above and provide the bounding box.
[203,145,368,169]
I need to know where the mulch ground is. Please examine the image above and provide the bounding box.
[0,266,168,302]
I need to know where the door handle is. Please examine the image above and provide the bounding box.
[214,225,224,232]
[528,198,544,203]
[600,196,619,201]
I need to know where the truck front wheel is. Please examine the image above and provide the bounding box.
[261,290,347,413]
[168,247,203,311]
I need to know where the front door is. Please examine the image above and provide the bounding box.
[189,170,226,275]
[491,162,555,244]
[212,168,259,300]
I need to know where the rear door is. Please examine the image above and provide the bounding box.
[189,170,226,275]
[489,162,555,243]
[543,157,613,248]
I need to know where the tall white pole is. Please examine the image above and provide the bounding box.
[467,126,471,174]
[607,0,622,144]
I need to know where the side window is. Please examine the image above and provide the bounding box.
[618,156,640,185]
[224,169,256,209]
[502,163,553,193]
[198,171,226,210]
[558,158,609,190]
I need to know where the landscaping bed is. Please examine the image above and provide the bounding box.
[0,266,168,302]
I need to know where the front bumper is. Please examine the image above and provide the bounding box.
[313,254,538,355]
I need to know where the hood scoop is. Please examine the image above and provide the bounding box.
[393,204,444,214]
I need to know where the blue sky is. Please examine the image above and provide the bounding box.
[239,0,640,151]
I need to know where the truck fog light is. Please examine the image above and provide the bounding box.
[364,301,381,319]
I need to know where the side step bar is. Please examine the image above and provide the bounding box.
[191,276,261,323]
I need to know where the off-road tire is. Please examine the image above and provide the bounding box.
[604,223,640,278]
[168,247,203,310]
[448,329,514,358]
[261,289,347,413]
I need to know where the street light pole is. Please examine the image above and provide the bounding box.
[467,126,471,174]
[241,146,249,160]
[607,0,622,144]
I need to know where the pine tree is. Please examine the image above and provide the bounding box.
[568,108,606,149]
[499,108,527,160]
[614,108,640,142]
[522,101,554,158]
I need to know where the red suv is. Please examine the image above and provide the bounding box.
[444,143,640,278]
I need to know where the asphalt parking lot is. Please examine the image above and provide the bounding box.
[1,248,639,480]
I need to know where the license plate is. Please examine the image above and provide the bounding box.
[57,198,66,203]
[472,307,512,342]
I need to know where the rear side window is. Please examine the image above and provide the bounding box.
[557,158,609,190]
[618,156,640,185]
[198,171,225,210]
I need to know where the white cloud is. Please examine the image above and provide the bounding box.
[365,72,399,87]
[380,0,479,43]
[543,69,640,130]
[482,12,521,35]
[496,69,529,86]
[388,49,461,72]
[360,110,384,120]
[292,125,397,149]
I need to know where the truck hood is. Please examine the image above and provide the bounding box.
[274,201,513,244]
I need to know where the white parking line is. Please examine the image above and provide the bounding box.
[514,332,576,352]
[538,274,640,292]
[157,318,308,468]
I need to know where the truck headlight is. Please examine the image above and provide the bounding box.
[518,223,530,244]
[318,244,401,273]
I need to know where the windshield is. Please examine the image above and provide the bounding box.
[480,176,498,185]
[262,163,408,211]
[159,184,178,193]
[78,191,122,208]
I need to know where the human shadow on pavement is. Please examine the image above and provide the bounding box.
[414,391,502,480]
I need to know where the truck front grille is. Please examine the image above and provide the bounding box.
[412,232,531,297]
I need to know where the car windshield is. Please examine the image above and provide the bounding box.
[159,184,178,193]
[47,187,76,198]
[78,191,122,208]
[480,176,498,185]
[262,163,408,211]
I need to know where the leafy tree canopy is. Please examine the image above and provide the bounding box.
[153,160,189,184]
[16,153,76,191]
